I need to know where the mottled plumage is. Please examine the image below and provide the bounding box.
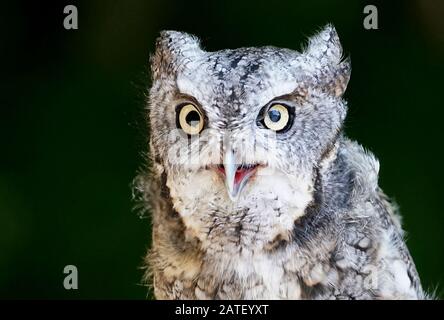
[135,25,425,299]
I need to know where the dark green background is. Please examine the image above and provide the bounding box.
[1,0,443,299]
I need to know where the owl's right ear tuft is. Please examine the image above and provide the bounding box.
[150,31,202,80]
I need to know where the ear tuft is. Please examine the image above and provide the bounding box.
[331,56,351,97]
[305,24,343,65]
[304,24,351,97]
[150,31,202,80]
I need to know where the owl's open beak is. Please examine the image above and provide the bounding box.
[217,150,258,201]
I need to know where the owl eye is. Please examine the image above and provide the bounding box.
[262,103,291,132]
[177,104,204,135]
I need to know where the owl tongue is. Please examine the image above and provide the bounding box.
[234,167,254,185]
[217,163,258,201]
[218,149,260,201]
[217,166,255,184]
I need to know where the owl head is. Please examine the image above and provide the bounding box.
[147,25,351,252]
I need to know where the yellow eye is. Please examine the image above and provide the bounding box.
[177,104,204,135]
[263,104,290,132]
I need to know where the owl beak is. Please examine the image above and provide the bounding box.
[220,150,258,201]
[223,149,239,201]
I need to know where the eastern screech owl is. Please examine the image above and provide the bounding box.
[134,24,425,299]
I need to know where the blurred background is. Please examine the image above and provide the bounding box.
[0,0,443,299]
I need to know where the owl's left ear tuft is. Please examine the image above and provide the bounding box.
[305,24,343,64]
[331,56,351,97]
[150,31,203,80]
[304,24,351,97]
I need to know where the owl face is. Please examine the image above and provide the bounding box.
[148,25,350,251]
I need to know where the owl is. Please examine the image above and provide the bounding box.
[135,24,426,299]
